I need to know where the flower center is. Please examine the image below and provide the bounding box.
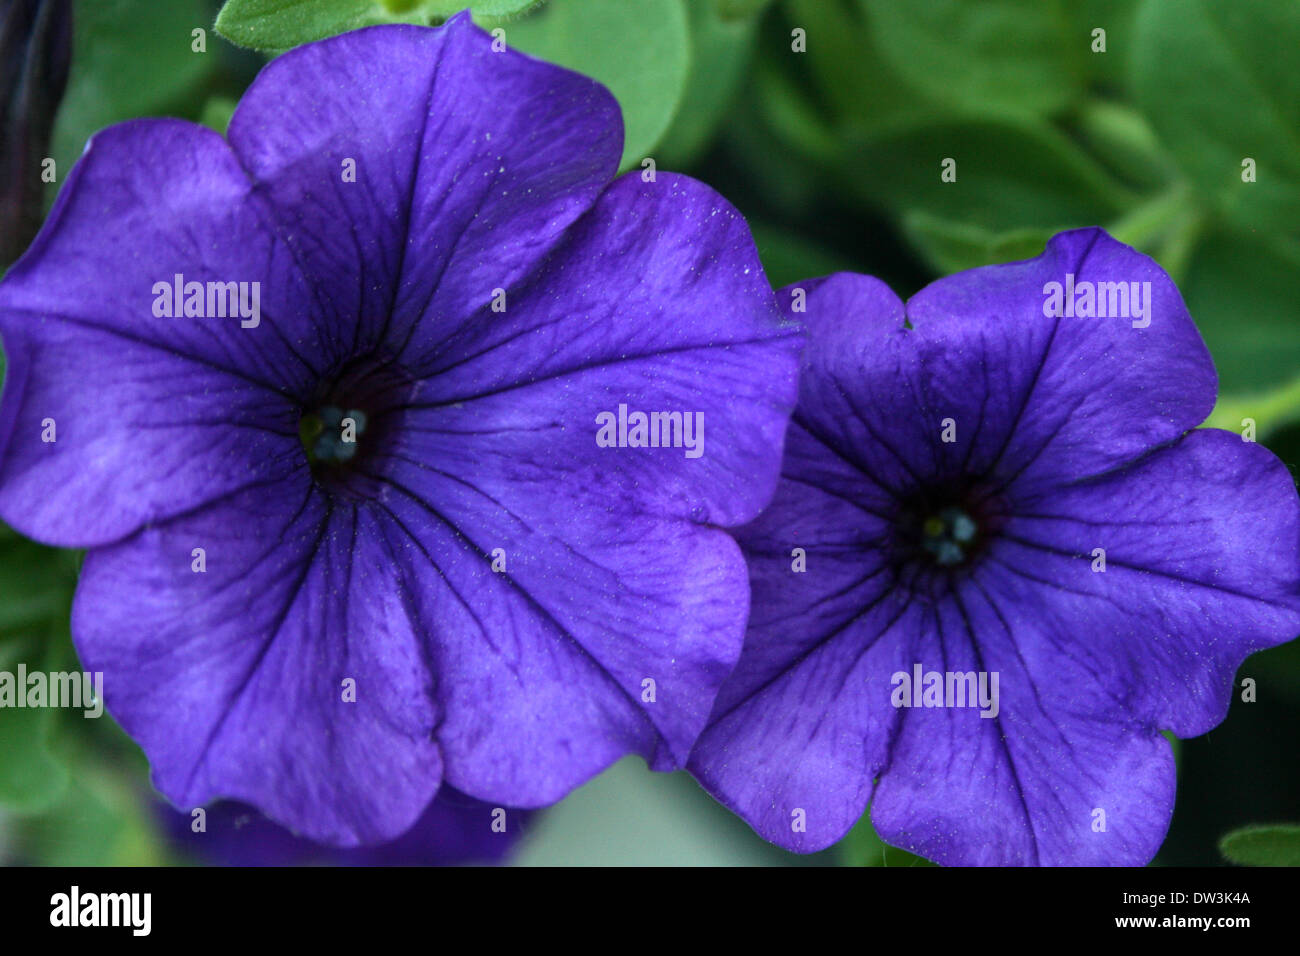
[295,355,415,495]
[920,506,980,566]
[890,483,1005,580]
[300,405,369,466]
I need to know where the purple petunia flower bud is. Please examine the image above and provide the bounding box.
[688,228,1300,866]
[0,0,71,266]
[0,14,803,846]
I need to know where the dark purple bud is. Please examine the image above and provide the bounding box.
[0,0,72,266]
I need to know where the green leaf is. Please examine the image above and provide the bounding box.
[0,704,69,813]
[837,812,935,867]
[712,0,775,20]
[902,212,1056,274]
[1219,824,1300,867]
[215,0,400,51]
[0,635,71,813]
[1068,0,1141,94]
[198,96,239,136]
[514,759,804,865]
[214,0,549,52]
[0,522,80,815]
[1072,99,1174,193]
[1132,0,1300,233]
[841,117,1132,233]
[504,0,691,171]
[749,221,857,289]
[0,536,77,634]
[434,0,546,19]
[783,0,931,134]
[12,767,164,866]
[656,0,758,167]
[52,0,218,177]
[1180,230,1300,395]
[857,0,1084,118]
[1206,375,1300,442]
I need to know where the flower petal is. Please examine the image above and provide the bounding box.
[225,15,622,360]
[161,788,527,866]
[686,525,923,849]
[348,172,802,801]
[869,586,1178,866]
[370,492,748,804]
[72,481,443,845]
[989,427,1300,737]
[388,172,803,526]
[0,119,318,546]
[903,227,1217,495]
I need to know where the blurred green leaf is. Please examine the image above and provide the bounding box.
[0,535,76,633]
[721,67,833,216]
[838,811,935,867]
[506,0,690,171]
[515,758,814,865]
[657,0,758,168]
[1219,824,1300,866]
[1181,229,1300,395]
[0,514,82,817]
[1068,0,1140,93]
[0,634,70,813]
[857,0,1084,118]
[750,221,856,288]
[841,117,1131,233]
[52,0,218,176]
[0,704,68,813]
[750,55,844,167]
[1207,376,1300,442]
[198,96,238,136]
[783,0,929,134]
[902,212,1055,274]
[713,0,774,20]
[1132,0,1300,234]
[1072,99,1173,192]
[13,769,162,866]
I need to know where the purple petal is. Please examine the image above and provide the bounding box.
[987,427,1300,738]
[225,14,622,360]
[903,228,1217,496]
[356,173,802,802]
[869,589,1178,866]
[161,788,530,866]
[0,120,319,546]
[390,172,803,527]
[72,482,443,845]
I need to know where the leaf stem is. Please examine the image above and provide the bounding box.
[1205,374,1300,440]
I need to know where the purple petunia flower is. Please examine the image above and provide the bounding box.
[0,14,802,844]
[159,788,531,867]
[687,228,1300,865]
